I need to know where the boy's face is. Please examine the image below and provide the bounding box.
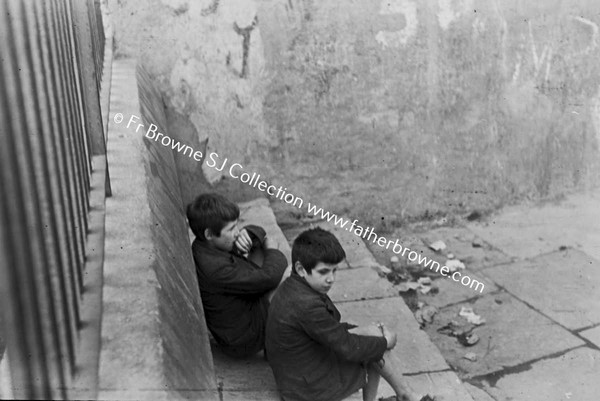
[300,262,339,294]
[207,220,239,252]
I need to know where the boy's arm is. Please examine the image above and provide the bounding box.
[298,299,387,363]
[208,250,287,295]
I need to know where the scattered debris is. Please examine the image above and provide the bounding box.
[558,245,568,251]
[446,259,466,272]
[472,238,483,248]
[419,395,436,401]
[466,211,482,221]
[447,253,455,259]
[457,332,480,346]
[462,352,478,361]
[398,282,421,292]
[414,304,438,327]
[459,306,486,325]
[375,264,392,276]
[429,240,447,252]
[417,277,432,286]
[399,288,419,312]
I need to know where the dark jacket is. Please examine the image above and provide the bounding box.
[266,274,388,401]
[192,225,287,358]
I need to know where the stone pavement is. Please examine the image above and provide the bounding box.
[411,190,600,401]
[214,199,476,401]
[211,189,600,401]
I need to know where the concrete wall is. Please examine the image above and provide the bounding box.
[107,0,600,228]
[99,59,218,400]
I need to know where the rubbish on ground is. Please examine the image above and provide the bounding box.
[466,211,481,221]
[399,288,419,312]
[415,304,438,326]
[459,306,486,325]
[417,277,432,285]
[462,352,478,361]
[437,321,474,337]
[457,331,480,346]
[376,264,392,276]
[558,245,568,251]
[398,282,421,292]
[429,240,447,252]
[419,395,436,401]
[398,277,436,295]
[390,256,404,273]
[446,259,466,272]
[447,253,455,259]
[472,238,483,248]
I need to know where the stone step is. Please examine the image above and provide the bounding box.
[211,198,287,401]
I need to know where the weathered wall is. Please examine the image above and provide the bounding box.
[137,65,219,398]
[108,0,600,229]
[261,0,600,226]
[107,0,275,194]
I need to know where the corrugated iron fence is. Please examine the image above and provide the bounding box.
[0,0,108,399]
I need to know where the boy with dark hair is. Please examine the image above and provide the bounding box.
[187,193,289,358]
[265,228,418,401]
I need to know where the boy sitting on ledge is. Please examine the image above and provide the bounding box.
[266,228,419,401]
[187,193,289,358]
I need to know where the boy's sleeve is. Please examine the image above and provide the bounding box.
[298,299,387,363]
[208,250,287,295]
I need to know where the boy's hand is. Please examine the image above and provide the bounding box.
[235,229,253,254]
[381,325,397,350]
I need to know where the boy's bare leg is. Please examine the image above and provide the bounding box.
[348,326,420,401]
[372,351,419,401]
[362,364,381,401]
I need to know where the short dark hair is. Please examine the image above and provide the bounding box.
[291,227,346,274]
[186,193,240,240]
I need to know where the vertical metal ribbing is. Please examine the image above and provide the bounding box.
[28,0,79,379]
[47,0,87,293]
[94,0,106,77]
[64,0,93,178]
[0,1,66,398]
[17,0,73,390]
[54,0,91,234]
[43,0,84,316]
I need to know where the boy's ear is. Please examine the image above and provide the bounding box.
[295,261,306,277]
[204,228,215,240]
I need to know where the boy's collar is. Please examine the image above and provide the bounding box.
[290,273,330,299]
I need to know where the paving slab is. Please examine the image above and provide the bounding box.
[424,292,584,378]
[344,371,475,401]
[494,347,600,401]
[337,298,449,374]
[467,190,600,260]
[329,267,398,303]
[485,250,600,330]
[580,325,600,348]
[419,226,513,270]
[463,382,495,401]
[211,345,279,401]
[420,270,498,308]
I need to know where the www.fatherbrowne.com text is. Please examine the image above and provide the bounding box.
[115,112,485,293]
